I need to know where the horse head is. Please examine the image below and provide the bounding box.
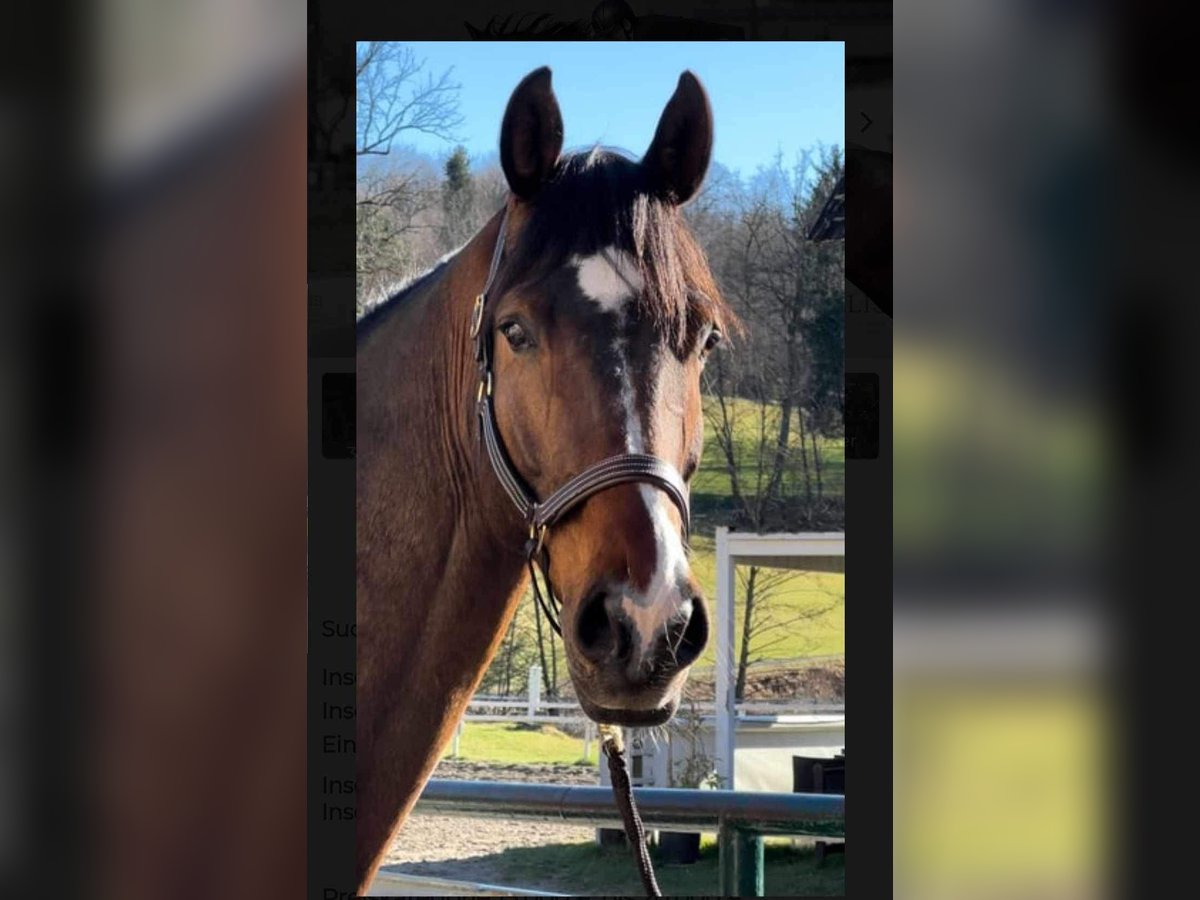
[484,67,731,725]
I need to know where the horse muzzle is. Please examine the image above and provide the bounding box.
[576,692,680,728]
[565,582,709,724]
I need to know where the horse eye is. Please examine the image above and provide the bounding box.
[701,327,723,356]
[499,320,531,351]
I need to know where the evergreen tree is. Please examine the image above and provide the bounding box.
[441,146,475,250]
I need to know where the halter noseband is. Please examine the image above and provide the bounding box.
[471,207,691,635]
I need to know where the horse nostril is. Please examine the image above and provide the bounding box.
[576,588,635,665]
[673,598,708,668]
[577,589,610,656]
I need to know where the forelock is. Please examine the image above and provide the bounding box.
[493,149,730,349]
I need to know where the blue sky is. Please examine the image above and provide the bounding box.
[374,42,843,179]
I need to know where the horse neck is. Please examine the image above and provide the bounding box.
[359,204,531,648]
[355,208,532,889]
[360,206,520,547]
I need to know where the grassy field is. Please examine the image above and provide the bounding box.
[473,837,844,896]
[685,394,845,664]
[687,533,844,666]
[691,395,845,513]
[439,722,598,766]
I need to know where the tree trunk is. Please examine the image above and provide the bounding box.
[811,432,824,503]
[548,627,559,699]
[796,407,813,511]
[735,566,760,702]
[501,619,516,695]
[533,590,551,698]
[711,355,744,511]
[763,328,800,510]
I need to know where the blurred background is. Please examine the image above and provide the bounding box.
[894,1,1129,899]
[3,2,306,898]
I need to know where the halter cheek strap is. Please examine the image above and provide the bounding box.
[470,207,691,635]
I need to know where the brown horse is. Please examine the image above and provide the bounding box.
[355,67,730,892]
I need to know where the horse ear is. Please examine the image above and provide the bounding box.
[642,71,713,205]
[500,67,564,199]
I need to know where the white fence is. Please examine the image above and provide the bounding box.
[714,530,846,792]
[452,665,844,762]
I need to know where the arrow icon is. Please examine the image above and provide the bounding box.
[859,112,872,133]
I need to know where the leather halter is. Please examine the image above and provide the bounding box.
[471,207,691,635]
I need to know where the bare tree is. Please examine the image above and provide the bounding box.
[356,42,464,157]
[479,601,539,696]
[698,149,845,698]
[733,566,841,700]
[703,147,844,532]
[355,43,466,313]
[355,160,441,312]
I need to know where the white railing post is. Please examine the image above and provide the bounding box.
[582,720,594,762]
[715,527,736,790]
[452,719,463,758]
[527,665,541,723]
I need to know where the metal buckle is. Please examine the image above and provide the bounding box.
[529,521,548,558]
[469,293,485,338]
[476,371,493,402]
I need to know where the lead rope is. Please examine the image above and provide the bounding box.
[530,553,661,898]
[600,725,662,897]
[524,534,563,637]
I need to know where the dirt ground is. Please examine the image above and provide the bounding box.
[383,760,600,881]
[685,660,845,703]
[382,664,844,889]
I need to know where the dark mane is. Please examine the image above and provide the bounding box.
[493,148,733,350]
[356,260,451,343]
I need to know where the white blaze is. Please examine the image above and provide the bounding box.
[573,250,644,453]
[574,250,642,313]
[621,486,690,655]
[573,250,690,655]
